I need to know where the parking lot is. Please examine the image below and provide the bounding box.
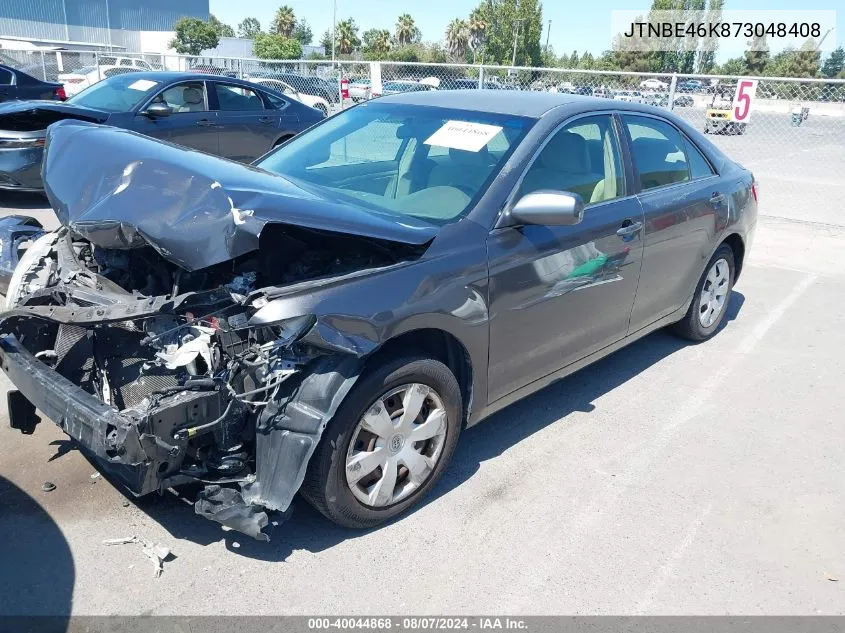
[0,184,843,615]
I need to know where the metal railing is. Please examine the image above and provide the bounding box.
[4,48,844,225]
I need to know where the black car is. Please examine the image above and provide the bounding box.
[443,78,502,90]
[0,71,323,191]
[249,71,340,104]
[0,91,756,541]
[0,64,65,102]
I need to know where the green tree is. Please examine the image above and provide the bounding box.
[579,51,595,69]
[253,32,303,59]
[744,35,770,75]
[696,0,723,73]
[467,9,488,62]
[446,19,469,61]
[271,5,296,38]
[395,14,418,46]
[362,28,391,59]
[567,50,579,68]
[718,56,747,75]
[821,46,845,78]
[292,20,313,45]
[320,29,334,55]
[786,39,821,77]
[237,17,261,39]
[471,0,543,67]
[209,15,235,38]
[169,17,220,55]
[336,18,361,55]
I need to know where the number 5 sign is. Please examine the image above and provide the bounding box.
[732,79,758,123]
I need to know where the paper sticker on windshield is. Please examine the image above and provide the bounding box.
[128,79,158,91]
[424,121,503,152]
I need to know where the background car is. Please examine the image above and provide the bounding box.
[677,79,705,93]
[441,78,502,90]
[0,64,65,102]
[640,78,668,90]
[0,71,322,191]
[249,77,330,117]
[379,80,436,96]
[58,56,154,97]
[614,90,644,103]
[189,64,239,78]
[348,77,371,101]
[247,71,340,104]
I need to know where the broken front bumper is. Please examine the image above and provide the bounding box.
[0,334,178,495]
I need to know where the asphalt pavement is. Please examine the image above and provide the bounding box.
[0,193,843,615]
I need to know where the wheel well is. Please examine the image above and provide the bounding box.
[363,329,474,425]
[721,233,746,281]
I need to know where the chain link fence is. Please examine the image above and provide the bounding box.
[3,48,844,225]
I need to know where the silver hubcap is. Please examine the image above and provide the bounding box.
[345,383,448,508]
[698,258,730,328]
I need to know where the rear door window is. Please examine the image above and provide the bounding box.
[0,68,13,85]
[622,115,690,191]
[213,83,264,111]
[684,137,715,179]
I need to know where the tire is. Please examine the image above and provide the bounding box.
[300,355,462,529]
[671,244,735,342]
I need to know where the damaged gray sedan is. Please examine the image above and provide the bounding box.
[0,91,757,541]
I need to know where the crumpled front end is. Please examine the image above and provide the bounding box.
[0,223,419,541]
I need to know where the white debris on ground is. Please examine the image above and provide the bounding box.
[102,536,172,577]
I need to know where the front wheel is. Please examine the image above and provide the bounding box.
[300,355,462,528]
[671,244,735,342]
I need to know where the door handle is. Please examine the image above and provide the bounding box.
[709,193,726,206]
[616,220,643,238]
[258,116,274,124]
[195,119,215,127]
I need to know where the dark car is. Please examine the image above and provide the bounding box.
[0,71,322,191]
[0,92,756,541]
[380,80,436,95]
[0,64,65,102]
[677,79,705,93]
[190,64,239,78]
[249,71,340,104]
[442,78,502,90]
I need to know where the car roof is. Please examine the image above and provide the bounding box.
[111,71,246,83]
[377,89,682,119]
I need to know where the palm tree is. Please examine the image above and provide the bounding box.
[372,29,391,56]
[467,9,488,62]
[446,19,469,60]
[271,5,296,38]
[336,18,361,55]
[395,14,416,46]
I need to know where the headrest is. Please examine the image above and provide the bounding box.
[539,132,590,173]
[448,145,490,167]
[182,87,203,104]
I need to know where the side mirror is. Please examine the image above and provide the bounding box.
[509,190,585,226]
[144,102,172,118]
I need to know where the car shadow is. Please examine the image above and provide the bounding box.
[0,475,74,623]
[134,292,745,561]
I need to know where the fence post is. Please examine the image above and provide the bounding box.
[94,51,101,81]
[477,65,485,89]
[667,73,678,111]
[39,51,47,80]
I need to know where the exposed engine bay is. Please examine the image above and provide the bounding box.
[0,223,422,541]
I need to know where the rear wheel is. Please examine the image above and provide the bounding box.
[671,244,735,342]
[300,355,462,528]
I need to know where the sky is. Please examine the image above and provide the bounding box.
[209,0,843,62]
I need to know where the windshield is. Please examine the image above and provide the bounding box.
[68,74,161,112]
[256,102,533,225]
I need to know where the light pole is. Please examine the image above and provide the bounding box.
[545,19,551,54]
[331,0,337,64]
[511,18,525,67]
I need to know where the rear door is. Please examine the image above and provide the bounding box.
[211,82,294,162]
[131,80,219,155]
[621,114,727,332]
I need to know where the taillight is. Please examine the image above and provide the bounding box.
[751,180,758,203]
[55,86,67,100]
[66,78,84,84]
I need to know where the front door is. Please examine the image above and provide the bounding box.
[486,114,645,402]
[132,80,219,156]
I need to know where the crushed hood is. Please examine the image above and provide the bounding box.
[0,100,110,127]
[42,120,438,271]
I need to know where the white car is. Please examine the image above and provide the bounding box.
[614,90,644,103]
[250,78,331,117]
[58,57,154,96]
[640,78,668,90]
[348,78,371,101]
